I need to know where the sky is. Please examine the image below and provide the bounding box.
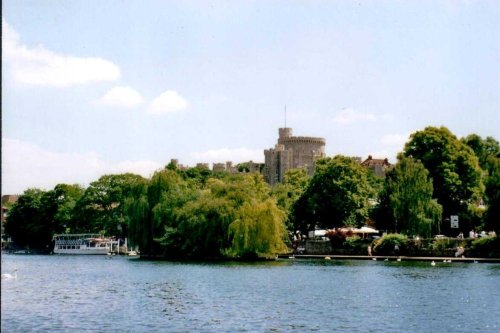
[2,0,500,194]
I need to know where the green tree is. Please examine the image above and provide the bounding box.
[381,157,442,237]
[272,168,310,231]
[403,126,482,234]
[42,184,85,234]
[154,173,287,258]
[228,199,287,258]
[5,189,48,250]
[484,158,500,233]
[462,134,500,174]
[293,156,374,232]
[75,173,147,237]
[140,169,196,255]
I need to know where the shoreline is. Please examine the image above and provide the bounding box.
[278,254,500,263]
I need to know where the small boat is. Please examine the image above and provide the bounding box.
[127,250,139,256]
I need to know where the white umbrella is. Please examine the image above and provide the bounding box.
[353,226,379,234]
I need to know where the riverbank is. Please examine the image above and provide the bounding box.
[278,254,500,263]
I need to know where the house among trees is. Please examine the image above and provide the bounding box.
[360,155,391,177]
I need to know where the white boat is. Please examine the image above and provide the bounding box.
[53,234,113,255]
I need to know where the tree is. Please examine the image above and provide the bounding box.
[462,134,500,174]
[403,126,482,234]
[380,157,442,237]
[228,199,287,258]
[484,158,500,233]
[153,173,287,259]
[293,156,374,232]
[271,168,310,231]
[42,184,84,234]
[75,173,148,237]
[5,189,48,250]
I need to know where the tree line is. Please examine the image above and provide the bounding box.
[4,126,500,258]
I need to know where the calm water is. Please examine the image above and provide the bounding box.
[1,255,499,332]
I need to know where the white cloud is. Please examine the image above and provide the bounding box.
[2,18,120,87]
[189,148,263,165]
[1,138,162,194]
[331,108,376,124]
[95,86,144,108]
[148,90,189,115]
[380,133,409,147]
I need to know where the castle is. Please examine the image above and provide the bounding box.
[263,128,326,185]
[170,127,389,184]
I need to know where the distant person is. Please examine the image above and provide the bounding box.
[455,246,464,258]
[367,245,372,256]
[394,244,400,256]
[457,232,464,239]
[469,230,475,238]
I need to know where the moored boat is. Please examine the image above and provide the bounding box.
[53,234,113,255]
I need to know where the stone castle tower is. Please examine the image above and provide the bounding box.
[264,128,326,185]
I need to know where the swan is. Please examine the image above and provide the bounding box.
[384,258,389,261]
[1,269,18,280]
[324,256,331,260]
[431,261,436,266]
[372,258,377,261]
[396,258,401,262]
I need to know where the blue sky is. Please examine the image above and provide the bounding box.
[2,0,500,194]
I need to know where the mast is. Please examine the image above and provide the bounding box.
[285,104,287,128]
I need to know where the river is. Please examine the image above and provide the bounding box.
[1,254,499,332]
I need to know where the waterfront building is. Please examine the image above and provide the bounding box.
[264,128,326,185]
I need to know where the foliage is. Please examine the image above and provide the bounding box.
[293,155,374,232]
[431,237,460,252]
[272,169,310,231]
[5,185,84,250]
[228,200,287,258]
[41,184,85,234]
[484,158,500,234]
[343,235,365,251]
[325,228,354,248]
[372,233,408,255]
[462,134,500,174]
[470,236,500,257]
[149,173,287,258]
[75,173,148,237]
[5,189,47,249]
[380,157,442,237]
[403,126,482,233]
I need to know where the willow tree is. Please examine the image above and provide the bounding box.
[382,157,442,237]
[228,199,287,258]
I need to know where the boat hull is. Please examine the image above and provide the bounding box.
[54,248,109,255]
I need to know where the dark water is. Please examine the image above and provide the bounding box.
[1,255,499,332]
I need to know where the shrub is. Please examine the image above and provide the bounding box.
[470,237,500,258]
[325,228,353,248]
[343,236,365,251]
[372,233,408,255]
[432,237,455,252]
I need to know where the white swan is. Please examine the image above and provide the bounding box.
[431,261,436,266]
[1,269,18,280]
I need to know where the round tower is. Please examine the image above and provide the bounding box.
[278,128,293,143]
